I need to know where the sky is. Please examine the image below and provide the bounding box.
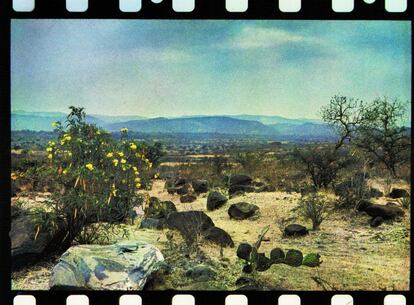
[11,20,411,120]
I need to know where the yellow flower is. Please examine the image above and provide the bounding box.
[46,147,53,152]
[68,151,73,157]
[130,143,137,150]
[51,122,58,127]
[134,171,139,176]
[154,173,160,178]
[60,140,65,145]
[134,177,141,183]
[118,152,124,157]
[121,165,127,171]
[120,159,127,164]
[96,131,101,135]
[122,179,126,184]
[85,163,94,171]
[132,166,138,171]
[48,141,56,146]
[47,154,53,159]
[112,159,119,166]
[148,162,153,168]
[106,152,113,158]
[62,169,68,175]
[11,172,18,181]
[120,128,128,133]
[135,183,141,189]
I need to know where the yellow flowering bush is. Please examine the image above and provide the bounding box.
[43,107,153,243]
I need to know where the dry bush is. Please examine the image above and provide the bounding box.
[294,192,331,230]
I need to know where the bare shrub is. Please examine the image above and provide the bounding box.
[294,193,331,230]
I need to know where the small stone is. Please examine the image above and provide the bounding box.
[185,265,216,282]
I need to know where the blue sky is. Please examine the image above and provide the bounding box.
[11,20,411,120]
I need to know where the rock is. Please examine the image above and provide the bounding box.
[284,224,309,237]
[256,253,272,272]
[139,218,166,230]
[302,253,321,267]
[255,185,276,193]
[202,226,234,247]
[270,248,285,263]
[236,243,252,260]
[284,249,303,267]
[185,265,216,281]
[50,240,164,290]
[167,185,189,195]
[370,216,384,228]
[146,197,177,219]
[368,187,383,198]
[228,184,256,195]
[207,191,228,211]
[357,200,404,220]
[192,180,209,193]
[174,177,188,187]
[389,188,409,199]
[180,194,197,203]
[229,174,253,187]
[11,206,68,270]
[228,202,259,220]
[166,211,215,243]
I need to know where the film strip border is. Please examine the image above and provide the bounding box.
[9,291,411,305]
[4,0,412,19]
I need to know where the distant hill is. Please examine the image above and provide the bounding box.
[11,111,337,141]
[229,114,322,125]
[108,116,277,135]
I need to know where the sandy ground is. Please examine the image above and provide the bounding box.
[12,179,410,291]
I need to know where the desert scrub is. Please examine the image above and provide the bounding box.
[294,192,331,230]
[38,106,154,244]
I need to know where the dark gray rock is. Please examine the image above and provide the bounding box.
[284,224,308,237]
[357,200,404,219]
[228,202,259,220]
[228,184,256,195]
[389,188,409,199]
[11,206,68,270]
[236,243,252,260]
[368,187,383,198]
[202,227,234,247]
[166,211,215,244]
[180,194,197,203]
[207,191,228,211]
[139,218,166,230]
[229,174,253,187]
[192,180,209,193]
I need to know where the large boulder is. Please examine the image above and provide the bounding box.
[284,224,308,237]
[166,211,215,243]
[357,200,404,220]
[50,240,164,290]
[207,191,228,211]
[202,226,234,247]
[284,249,303,267]
[145,198,176,219]
[192,180,209,193]
[229,174,253,187]
[389,188,410,199]
[11,206,68,270]
[228,202,259,220]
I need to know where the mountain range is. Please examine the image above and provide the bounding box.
[11,111,334,140]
